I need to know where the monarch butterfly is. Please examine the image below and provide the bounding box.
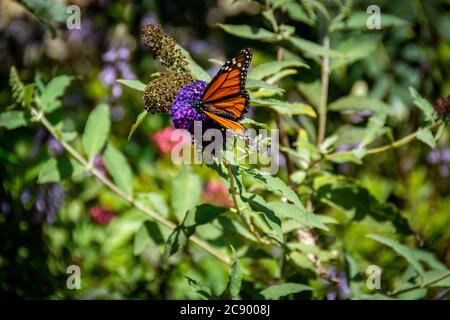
[195,48,253,136]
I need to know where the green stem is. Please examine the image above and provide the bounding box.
[39,113,231,265]
[326,122,442,160]
[317,33,330,146]
[392,270,450,296]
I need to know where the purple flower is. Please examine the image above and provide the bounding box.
[1,201,11,215]
[32,183,65,224]
[427,150,440,164]
[439,164,449,177]
[47,137,64,156]
[440,148,450,162]
[100,66,117,86]
[336,142,361,152]
[103,50,118,63]
[117,61,136,80]
[170,81,219,135]
[351,109,373,124]
[111,105,125,121]
[111,83,123,99]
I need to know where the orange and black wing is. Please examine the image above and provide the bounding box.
[201,48,252,134]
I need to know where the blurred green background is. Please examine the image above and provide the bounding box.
[0,0,450,299]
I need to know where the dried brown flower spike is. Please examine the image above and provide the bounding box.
[141,24,189,72]
[143,70,194,114]
[435,94,450,120]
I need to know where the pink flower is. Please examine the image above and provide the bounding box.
[89,206,116,225]
[150,126,189,154]
[94,154,108,176]
[202,180,233,208]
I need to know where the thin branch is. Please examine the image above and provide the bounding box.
[317,33,330,146]
[39,112,231,265]
[392,271,450,296]
[326,121,442,160]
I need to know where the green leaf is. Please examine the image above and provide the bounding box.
[82,104,110,162]
[331,35,380,70]
[103,143,133,196]
[241,118,270,130]
[178,45,211,81]
[260,283,311,300]
[246,79,284,97]
[251,97,316,117]
[218,24,278,42]
[328,96,390,114]
[330,12,409,31]
[242,167,303,207]
[128,110,148,141]
[137,192,169,218]
[267,201,328,231]
[116,79,146,92]
[186,277,218,300]
[284,2,315,25]
[250,60,308,80]
[416,127,436,149]
[38,155,84,183]
[315,175,411,233]
[171,167,202,222]
[0,111,30,129]
[40,75,73,113]
[134,221,165,255]
[228,248,242,299]
[409,87,436,122]
[368,234,425,277]
[289,36,344,59]
[18,0,68,23]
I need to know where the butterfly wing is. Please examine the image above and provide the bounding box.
[201,48,252,134]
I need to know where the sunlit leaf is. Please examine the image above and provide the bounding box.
[82,104,110,162]
[250,60,308,80]
[40,75,73,113]
[416,127,436,149]
[128,110,148,141]
[0,111,30,129]
[116,79,146,92]
[260,283,311,299]
[218,24,278,42]
[104,142,133,196]
[171,167,202,222]
[38,155,84,183]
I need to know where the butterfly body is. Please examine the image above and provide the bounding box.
[197,48,253,136]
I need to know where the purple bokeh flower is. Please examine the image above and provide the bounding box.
[32,183,65,224]
[170,80,219,135]
[427,146,450,177]
[48,137,64,156]
[351,109,373,124]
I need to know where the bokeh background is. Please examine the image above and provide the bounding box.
[1,0,450,299]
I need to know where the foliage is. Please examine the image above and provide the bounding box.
[1,0,450,300]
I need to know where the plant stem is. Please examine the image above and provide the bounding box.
[392,270,450,296]
[39,113,231,265]
[317,33,330,146]
[326,121,442,160]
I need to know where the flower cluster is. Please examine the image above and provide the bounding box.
[143,70,194,114]
[141,23,195,114]
[141,23,189,71]
[100,45,136,102]
[435,94,450,120]
[427,147,450,177]
[170,80,219,135]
